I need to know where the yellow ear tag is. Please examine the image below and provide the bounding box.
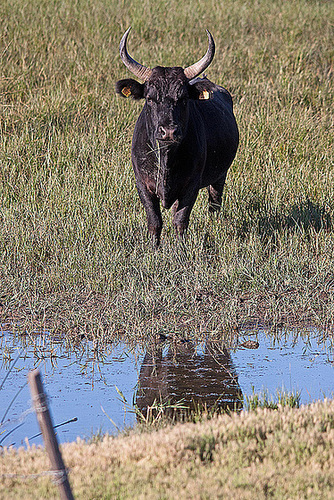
[199,90,210,100]
[122,87,132,97]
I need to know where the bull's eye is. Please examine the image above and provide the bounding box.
[146,96,155,104]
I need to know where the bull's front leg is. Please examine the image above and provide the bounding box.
[136,181,163,247]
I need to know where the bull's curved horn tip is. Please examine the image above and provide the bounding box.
[119,27,131,51]
[119,27,152,81]
[184,30,215,80]
[205,29,214,45]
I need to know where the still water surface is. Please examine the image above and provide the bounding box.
[0,330,333,447]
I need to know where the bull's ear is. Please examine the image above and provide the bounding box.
[188,80,213,101]
[115,79,144,100]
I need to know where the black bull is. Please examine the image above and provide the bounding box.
[116,29,239,246]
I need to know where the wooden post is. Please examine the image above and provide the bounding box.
[28,369,74,500]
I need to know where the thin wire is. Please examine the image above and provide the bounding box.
[0,422,25,445]
[0,406,35,432]
[27,417,78,442]
[1,383,27,424]
[31,392,49,413]
[1,468,71,482]
[0,349,23,391]
[52,469,69,485]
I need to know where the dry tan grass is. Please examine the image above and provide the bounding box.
[1,399,334,499]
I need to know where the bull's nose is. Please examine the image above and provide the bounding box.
[158,126,178,141]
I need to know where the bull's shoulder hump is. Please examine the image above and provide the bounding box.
[189,77,228,93]
[190,77,233,106]
[212,85,233,104]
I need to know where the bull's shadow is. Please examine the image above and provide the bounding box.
[135,339,242,421]
[242,199,332,238]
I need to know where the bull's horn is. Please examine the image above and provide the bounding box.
[119,27,152,81]
[184,30,215,80]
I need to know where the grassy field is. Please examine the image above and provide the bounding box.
[1,2,334,496]
[1,398,334,499]
[0,0,333,345]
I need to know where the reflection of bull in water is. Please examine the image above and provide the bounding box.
[136,340,242,420]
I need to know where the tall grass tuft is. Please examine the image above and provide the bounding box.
[244,386,301,411]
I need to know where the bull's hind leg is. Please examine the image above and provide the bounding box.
[208,175,227,214]
[172,197,196,239]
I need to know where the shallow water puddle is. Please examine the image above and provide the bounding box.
[0,330,333,448]
[0,336,139,448]
[233,331,334,402]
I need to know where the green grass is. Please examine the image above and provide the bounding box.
[244,386,301,411]
[0,0,333,344]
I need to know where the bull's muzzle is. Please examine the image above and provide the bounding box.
[157,126,180,142]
